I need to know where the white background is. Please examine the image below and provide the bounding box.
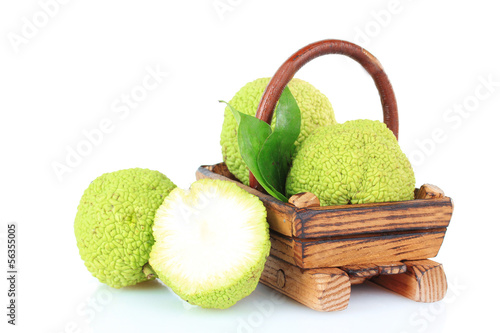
[1,0,499,332]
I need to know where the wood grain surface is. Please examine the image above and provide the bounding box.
[270,229,447,269]
[370,260,447,302]
[260,255,351,311]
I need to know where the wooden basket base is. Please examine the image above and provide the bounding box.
[259,255,447,312]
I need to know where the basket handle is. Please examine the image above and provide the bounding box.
[249,39,399,190]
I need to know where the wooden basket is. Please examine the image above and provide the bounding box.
[196,39,454,311]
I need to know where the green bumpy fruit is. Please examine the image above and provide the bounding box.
[149,179,270,309]
[74,168,177,288]
[220,77,336,185]
[286,120,415,206]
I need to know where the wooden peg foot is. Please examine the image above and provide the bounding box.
[370,259,447,302]
[260,256,351,311]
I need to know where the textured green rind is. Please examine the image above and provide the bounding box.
[286,120,415,206]
[74,168,176,288]
[220,77,336,185]
[155,247,269,309]
[150,179,270,309]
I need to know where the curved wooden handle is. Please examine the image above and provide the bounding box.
[249,39,399,190]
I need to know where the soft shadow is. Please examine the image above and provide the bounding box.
[121,278,166,291]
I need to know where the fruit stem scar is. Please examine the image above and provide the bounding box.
[142,263,157,279]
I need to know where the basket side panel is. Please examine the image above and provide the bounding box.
[294,198,453,238]
[271,230,446,269]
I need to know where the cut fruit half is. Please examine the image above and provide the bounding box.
[149,179,270,309]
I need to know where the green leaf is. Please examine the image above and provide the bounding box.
[257,86,301,196]
[220,101,285,200]
[220,86,301,203]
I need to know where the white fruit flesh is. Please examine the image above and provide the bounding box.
[150,179,269,294]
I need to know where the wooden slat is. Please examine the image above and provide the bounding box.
[342,262,407,278]
[260,255,351,311]
[370,260,447,302]
[271,230,447,269]
[341,264,379,278]
[376,262,407,275]
[269,232,296,264]
[293,198,453,238]
[299,231,446,268]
